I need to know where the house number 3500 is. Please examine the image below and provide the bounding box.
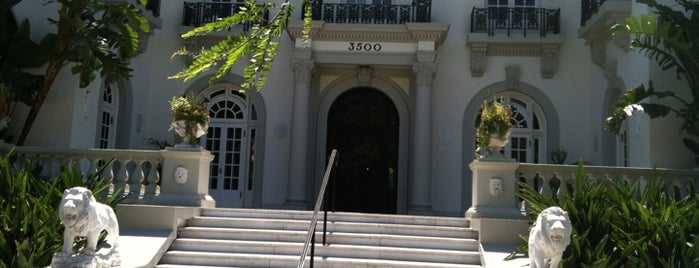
[348,42,382,52]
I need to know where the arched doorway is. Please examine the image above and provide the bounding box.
[327,87,399,214]
[201,87,259,208]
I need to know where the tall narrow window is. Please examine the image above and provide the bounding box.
[97,84,118,149]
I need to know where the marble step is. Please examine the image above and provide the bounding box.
[178,227,478,251]
[158,251,482,268]
[168,238,480,264]
[186,217,476,239]
[158,208,482,267]
[201,208,469,228]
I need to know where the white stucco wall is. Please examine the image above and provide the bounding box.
[8,0,696,215]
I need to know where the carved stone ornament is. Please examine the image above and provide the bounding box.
[51,187,120,268]
[528,206,572,268]
[540,45,559,79]
[413,62,436,86]
[602,60,625,91]
[505,64,521,89]
[585,38,608,66]
[175,166,188,184]
[293,59,315,83]
[358,66,372,86]
[470,43,488,77]
[489,177,504,196]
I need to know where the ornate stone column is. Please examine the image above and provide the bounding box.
[410,62,435,213]
[286,59,314,208]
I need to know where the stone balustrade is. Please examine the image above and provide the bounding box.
[467,159,699,244]
[517,163,699,209]
[0,143,215,207]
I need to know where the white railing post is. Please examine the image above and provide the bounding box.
[155,147,215,208]
[466,158,530,244]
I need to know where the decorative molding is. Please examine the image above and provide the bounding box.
[466,33,563,78]
[413,62,436,86]
[540,45,559,79]
[578,0,632,66]
[602,59,626,91]
[585,37,609,66]
[292,59,315,83]
[505,65,521,90]
[357,66,372,86]
[469,43,488,77]
[288,21,449,44]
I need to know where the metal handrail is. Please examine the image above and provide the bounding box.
[297,149,338,268]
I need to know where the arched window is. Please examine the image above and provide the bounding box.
[96,84,118,149]
[475,92,546,163]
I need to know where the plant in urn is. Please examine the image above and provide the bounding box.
[169,94,210,147]
[476,98,515,159]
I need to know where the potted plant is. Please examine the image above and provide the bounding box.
[476,98,515,159]
[169,94,210,147]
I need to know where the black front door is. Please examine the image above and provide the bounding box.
[327,87,399,214]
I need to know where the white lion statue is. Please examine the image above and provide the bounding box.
[528,206,572,268]
[58,187,120,262]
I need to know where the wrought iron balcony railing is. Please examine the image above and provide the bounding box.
[470,7,560,37]
[580,0,606,26]
[304,0,432,24]
[182,1,269,30]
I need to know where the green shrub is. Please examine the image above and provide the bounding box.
[510,162,699,267]
[0,151,122,267]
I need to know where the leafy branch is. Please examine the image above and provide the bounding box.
[170,0,312,90]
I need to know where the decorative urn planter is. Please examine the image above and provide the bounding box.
[169,94,210,148]
[170,120,208,147]
[475,98,515,160]
[486,128,514,156]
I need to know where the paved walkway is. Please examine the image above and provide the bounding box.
[118,229,173,268]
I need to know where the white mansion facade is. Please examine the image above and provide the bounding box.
[9,0,695,216]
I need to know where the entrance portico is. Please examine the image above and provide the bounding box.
[286,21,449,214]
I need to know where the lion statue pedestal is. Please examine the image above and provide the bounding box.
[50,187,120,268]
[528,206,572,268]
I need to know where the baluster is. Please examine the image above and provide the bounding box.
[144,158,161,197]
[37,154,49,178]
[637,175,647,197]
[55,155,65,177]
[533,172,543,194]
[517,172,527,211]
[101,159,115,195]
[87,156,101,179]
[113,158,130,197]
[549,173,561,199]
[129,159,146,200]
[672,178,684,201]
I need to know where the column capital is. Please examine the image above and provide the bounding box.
[412,62,436,86]
[292,59,315,83]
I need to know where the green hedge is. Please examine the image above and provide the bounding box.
[0,151,122,267]
[510,162,699,267]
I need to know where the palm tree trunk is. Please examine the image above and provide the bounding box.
[16,59,63,146]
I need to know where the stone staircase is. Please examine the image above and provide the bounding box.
[156,208,482,267]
